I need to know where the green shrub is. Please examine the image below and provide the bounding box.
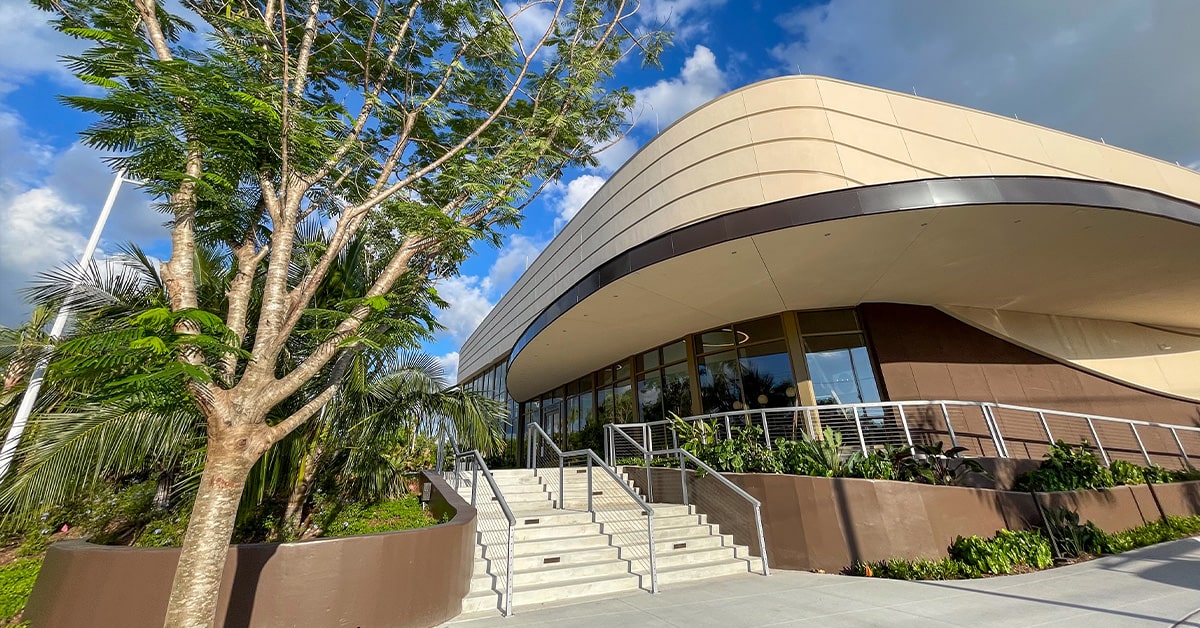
[1104,515,1200,553]
[1015,441,1115,492]
[1108,460,1145,486]
[315,493,436,538]
[845,447,898,481]
[1141,465,1176,484]
[949,529,1052,574]
[133,511,191,547]
[15,532,49,559]
[1043,507,1109,557]
[0,558,41,620]
[615,456,680,468]
[851,556,975,580]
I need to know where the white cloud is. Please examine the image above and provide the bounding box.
[484,234,546,292]
[434,275,494,343]
[638,0,727,40]
[592,136,640,174]
[503,1,556,58]
[0,111,165,326]
[547,175,606,232]
[633,45,728,131]
[771,0,1200,166]
[0,3,85,92]
[436,351,460,384]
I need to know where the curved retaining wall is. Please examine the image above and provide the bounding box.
[23,471,476,628]
[623,468,1200,573]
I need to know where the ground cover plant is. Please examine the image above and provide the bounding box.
[1014,441,1200,492]
[849,513,1200,581]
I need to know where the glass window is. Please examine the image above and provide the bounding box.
[638,349,660,372]
[698,350,741,413]
[662,361,692,418]
[638,371,664,421]
[803,333,880,406]
[612,376,635,423]
[797,309,860,335]
[696,328,743,355]
[598,366,614,387]
[738,339,795,409]
[662,340,687,365]
[736,316,784,344]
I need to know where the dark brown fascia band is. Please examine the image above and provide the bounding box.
[508,175,1200,370]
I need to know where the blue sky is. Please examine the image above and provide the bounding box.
[3,0,1200,382]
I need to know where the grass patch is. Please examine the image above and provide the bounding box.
[315,493,437,538]
[0,558,41,622]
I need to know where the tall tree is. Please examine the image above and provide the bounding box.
[34,0,665,625]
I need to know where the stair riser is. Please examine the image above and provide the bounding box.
[471,560,632,590]
[510,575,642,607]
[478,546,623,571]
[655,561,752,585]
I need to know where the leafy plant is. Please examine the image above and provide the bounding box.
[774,428,848,477]
[1015,441,1115,492]
[1108,460,1145,486]
[0,558,40,621]
[671,414,779,473]
[850,557,974,580]
[949,529,1052,574]
[899,442,985,486]
[1141,465,1177,484]
[313,493,436,538]
[1042,507,1109,557]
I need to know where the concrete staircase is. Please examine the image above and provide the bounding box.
[456,466,754,616]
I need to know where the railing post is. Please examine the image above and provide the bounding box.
[471,462,479,506]
[643,424,654,503]
[760,410,772,448]
[1086,417,1111,466]
[852,407,868,454]
[1037,411,1054,444]
[454,456,461,490]
[754,504,770,577]
[505,524,515,617]
[1130,424,1152,466]
[981,405,1008,458]
[558,455,565,510]
[435,422,445,473]
[804,408,816,439]
[679,451,689,508]
[724,415,732,440]
[898,405,914,453]
[1171,428,1191,467]
[647,511,659,594]
[940,402,959,448]
[587,454,594,513]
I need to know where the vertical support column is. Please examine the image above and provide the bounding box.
[724,415,732,440]
[982,405,1009,458]
[852,407,868,454]
[471,462,478,506]
[898,405,914,452]
[587,454,594,513]
[1171,428,1190,467]
[761,410,772,449]
[643,423,654,503]
[679,451,689,508]
[1131,424,1152,466]
[558,455,565,510]
[1086,418,1110,466]
[1037,411,1054,444]
[940,402,959,448]
[804,408,816,439]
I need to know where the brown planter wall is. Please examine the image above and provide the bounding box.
[23,471,475,628]
[623,467,1200,573]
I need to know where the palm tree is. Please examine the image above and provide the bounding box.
[0,231,506,538]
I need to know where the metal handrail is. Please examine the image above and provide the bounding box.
[607,399,1199,469]
[608,425,770,577]
[443,429,516,616]
[526,422,659,593]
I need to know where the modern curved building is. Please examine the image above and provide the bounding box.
[458,75,1200,464]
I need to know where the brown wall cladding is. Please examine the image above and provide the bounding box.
[622,467,1200,573]
[23,471,475,628]
[860,303,1200,467]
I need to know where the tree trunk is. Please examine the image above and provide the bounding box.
[162,445,253,628]
[154,470,174,510]
[282,443,322,537]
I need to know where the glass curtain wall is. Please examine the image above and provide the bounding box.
[635,340,691,422]
[459,360,520,467]
[694,315,797,414]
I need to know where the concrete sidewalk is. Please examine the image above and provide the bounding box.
[448,537,1200,627]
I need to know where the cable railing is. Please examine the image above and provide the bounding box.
[607,425,770,577]
[526,422,659,593]
[606,400,1200,470]
[440,430,516,616]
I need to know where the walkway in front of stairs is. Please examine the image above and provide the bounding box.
[447,536,1200,627]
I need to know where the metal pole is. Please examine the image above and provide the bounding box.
[1037,411,1054,444]
[679,450,689,508]
[505,524,515,616]
[804,408,815,438]
[643,424,653,503]
[852,407,867,454]
[647,511,659,594]
[0,170,129,479]
[754,504,770,576]
[587,454,594,513]
[761,410,771,449]
[982,405,1007,457]
[940,402,958,448]
[558,454,565,510]
[898,406,914,453]
[1130,424,1152,466]
[471,462,479,506]
[1171,428,1190,467]
[1086,418,1110,466]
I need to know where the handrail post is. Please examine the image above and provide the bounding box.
[680,450,689,508]
[898,405,915,454]
[505,524,515,617]
[940,402,959,448]
[761,410,772,449]
[1037,411,1054,444]
[804,408,816,439]
[1171,428,1190,467]
[852,407,868,454]
[471,462,479,506]
[1086,417,1111,466]
[982,405,1008,457]
[724,415,732,440]
[1130,424,1152,466]
[643,423,654,503]
[587,454,594,513]
[558,454,565,510]
[754,503,770,576]
[647,510,659,594]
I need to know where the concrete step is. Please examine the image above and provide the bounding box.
[646,557,753,586]
[615,532,735,559]
[470,557,631,590]
[508,572,643,608]
[477,543,622,571]
[650,544,754,569]
[482,532,611,559]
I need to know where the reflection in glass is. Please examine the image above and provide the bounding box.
[662,340,687,365]
[803,334,882,407]
[699,350,741,413]
[638,371,663,421]
[738,339,795,409]
[662,361,692,417]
